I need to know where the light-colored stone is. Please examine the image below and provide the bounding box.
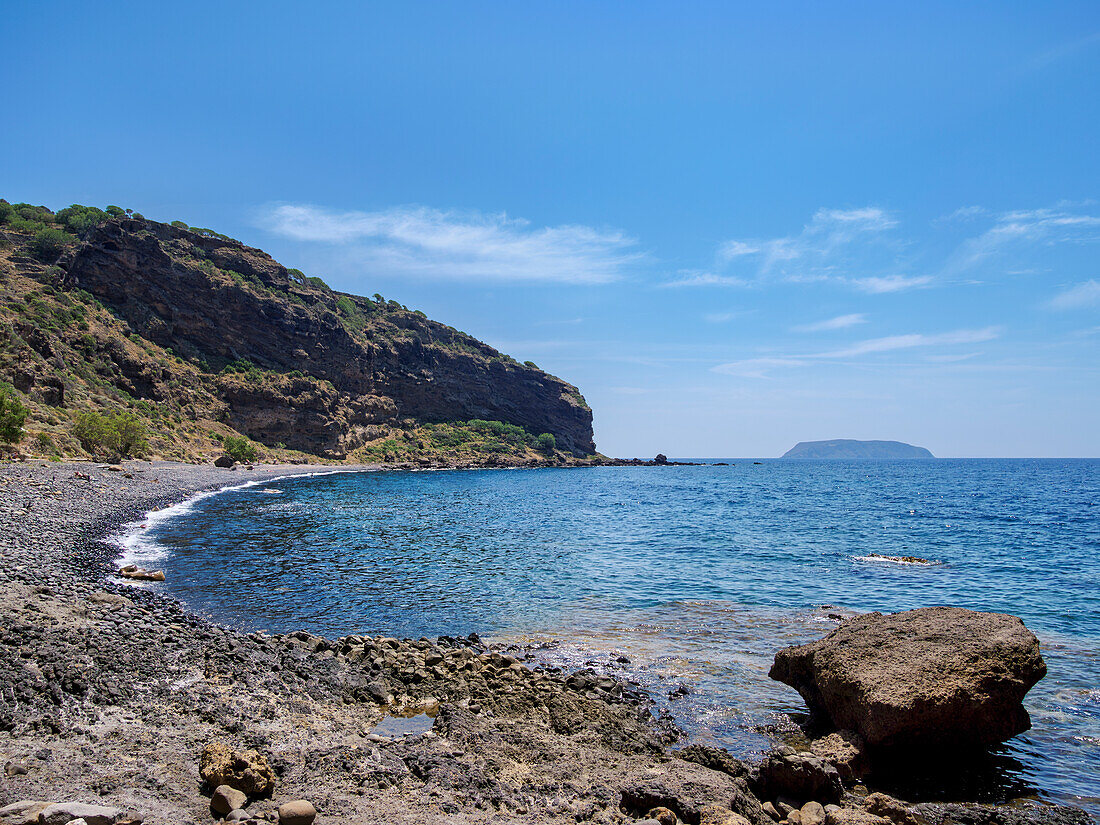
[824,808,890,825]
[0,801,50,825]
[277,800,317,825]
[801,802,826,825]
[212,784,249,815]
[763,802,782,822]
[647,807,677,825]
[809,731,868,780]
[862,793,916,825]
[787,811,803,825]
[199,741,275,796]
[698,805,751,825]
[37,802,122,825]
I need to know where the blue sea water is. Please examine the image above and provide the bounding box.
[123,460,1100,812]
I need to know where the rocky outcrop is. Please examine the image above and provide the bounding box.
[769,607,1046,749]
[61,218,595,456]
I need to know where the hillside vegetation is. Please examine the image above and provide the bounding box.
[0,199,597,465]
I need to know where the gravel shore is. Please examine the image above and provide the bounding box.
[1,460,1092,825]
[0,460,748,825]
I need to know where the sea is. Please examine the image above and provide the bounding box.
[115,459,1100,813]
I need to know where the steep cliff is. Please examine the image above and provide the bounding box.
[0,201,595,461]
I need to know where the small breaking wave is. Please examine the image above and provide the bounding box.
[854,552,942,566]
[108,469,361,577]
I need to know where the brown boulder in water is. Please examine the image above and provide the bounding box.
[769,606,1046,749]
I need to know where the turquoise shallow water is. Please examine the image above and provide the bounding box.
[128,460,1100,812]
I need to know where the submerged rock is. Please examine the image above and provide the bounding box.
[769,607,1046,749]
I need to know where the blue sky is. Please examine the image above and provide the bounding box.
[3,2,1098,456]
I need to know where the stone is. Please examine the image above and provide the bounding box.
[276,800,316,825]
[37,803,122,825]
[825,809,889,825]
[801,802,826,825]
[214,454,236,468]
[753,753,843,805]
[770,607,1046,749]
[809,731,868,780]
[647,807,678,825]
[787,812,802,825]
[199,741,276,796]
[212,784,249,815]
[0,801,50,825]
[225,811,251,823]
[763,803,782,821]
[862,794,915,825]
[698,805,752,825]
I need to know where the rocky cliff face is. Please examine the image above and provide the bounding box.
[52,217,594,457]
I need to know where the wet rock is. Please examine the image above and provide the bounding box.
[809,731,867,780]
[909,802,1094,825]
[37,802,122,825]
[770,607,1046,749]
[212,784,249,815]
[276,800,316,825]
[647,807,678,825]
[752,753,843,805]
[117,565,165,582]
[199,741,276,796]
[676,744,749,778]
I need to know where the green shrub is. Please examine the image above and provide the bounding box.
[72,410,148,457]
[222,434,257,462]
[170,220,188,229]
[536,432,557,453]
[524,360,539,369]
[34,431,56,452]
[106,205,126,218]
[31,227,73,261]
[112,410,148,456]
[0,383,27,443]
[0,201,13,224]
[55,204,108,235]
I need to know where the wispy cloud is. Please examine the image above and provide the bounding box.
[662,270,750,288]
[945,207,1100,275]
[703,312,738,323]
[712,326,1003,378]
[704,206,927,292]
[259,203,643,284]
[792,313,867,333]
[1047,279,1100,310]
[815,327,1001,358]
[712,357,807,378]
[700,204,1100,294]
[849,274,933,293]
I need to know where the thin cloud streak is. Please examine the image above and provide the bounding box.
[259,203,643,284]
[792,313,867,332]
[712,326,1003,378]
[1047,279,1100,310]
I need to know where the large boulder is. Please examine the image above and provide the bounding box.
[769,607,1046,749]
[199,740,276,796]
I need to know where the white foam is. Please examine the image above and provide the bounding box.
[108,468,369,578]
[853,554,940,566]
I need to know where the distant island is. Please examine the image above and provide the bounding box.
[781,439,935,459]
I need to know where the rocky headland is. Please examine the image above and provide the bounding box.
[0,201,593,464]
[0,461,1093,825]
